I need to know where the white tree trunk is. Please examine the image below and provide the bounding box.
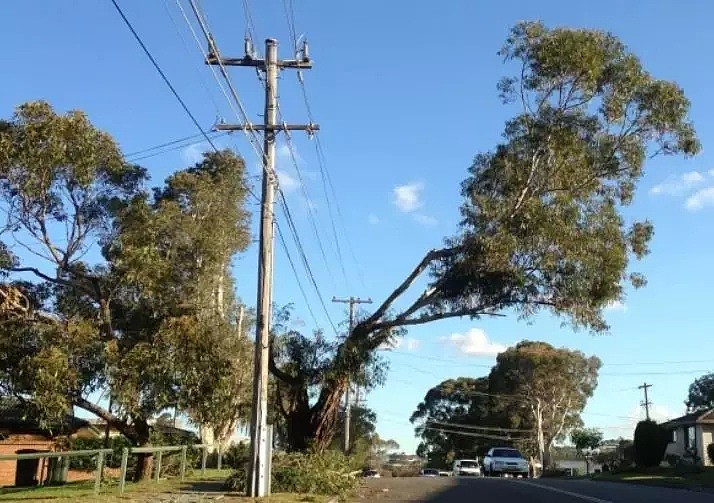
[200,424,217,453]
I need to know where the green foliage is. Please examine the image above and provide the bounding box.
[0,102,253,456]
[410,377,493,468]
[411,344,601,469]
[686,373,714,412]
[270,306,388,451]
[224,450,359,499]
[571,428,604,454]
[428,21,700,334]
[708,444,714,466]
[68,436,133,470]
[490,341,600,465]
[633,420,668,468]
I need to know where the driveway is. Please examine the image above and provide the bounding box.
[354,477,714,502]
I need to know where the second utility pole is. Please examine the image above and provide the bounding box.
[332,296,372,453]
[207,38,316,498]
[639,382,653,420]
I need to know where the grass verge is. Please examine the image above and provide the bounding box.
[592,467,714,490]
[0,469,329,502]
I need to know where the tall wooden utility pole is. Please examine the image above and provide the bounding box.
[332,296,372,453]
[639,382,653,420]
[207,38,317,498]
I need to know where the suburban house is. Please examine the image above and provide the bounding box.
[0,399,90,486]
[662,410,714,466]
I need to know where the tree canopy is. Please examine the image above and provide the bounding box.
[571,428,603,454]
[410,377,494,467]
[0,101,253,478]
[489,341,600,468]
[284,21,699,451]
[686,373,714,412]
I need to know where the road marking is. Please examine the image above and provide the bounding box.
[515,480,614,503]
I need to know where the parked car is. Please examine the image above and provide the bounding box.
[452,459,481,477]
[483,448,529,478]
[420,468,439,477]
[363,469,381,478]
[438,470,451,477]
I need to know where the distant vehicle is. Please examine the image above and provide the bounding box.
[483,448,529,478]
[452,459,481,477]
[420,468,439,477]
[363,469,381,478]
[438,471,451,477]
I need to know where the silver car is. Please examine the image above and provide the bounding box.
[483,447,529,477]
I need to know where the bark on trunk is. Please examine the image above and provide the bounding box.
[135,453,154,482]
[310,379,348,451]
[132,420,153,482]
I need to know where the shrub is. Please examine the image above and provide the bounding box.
[665,454,681,467]
[708,443,714,466]
[633,420,668,468]
[224,449,359,499]
[67,436,133,470]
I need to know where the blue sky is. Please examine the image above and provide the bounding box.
[2,0,714,453]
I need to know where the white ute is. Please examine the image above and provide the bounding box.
[483,448,529,478]
[452,459,481,477]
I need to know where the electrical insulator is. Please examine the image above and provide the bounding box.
[244,36,254,59]
[302,40,310,61]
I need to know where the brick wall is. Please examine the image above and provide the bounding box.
[0,433,54,487]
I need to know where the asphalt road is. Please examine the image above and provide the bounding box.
[355,477,714,502]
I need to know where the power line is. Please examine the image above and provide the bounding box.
[109,0,219,153]
[111,0,261,207]
[279,129,339,289]
[275,222,320,328]
[126,132,228,161]
[283,2,366,290]
[425,420,532,434]
[182,1,337,325]
[423,426,514,442]
[162,0,222,116]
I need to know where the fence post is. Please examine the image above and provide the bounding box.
[155,451,163,482]
[94,451,105,493]
[120,448,129,495]
[217,445,222,471]
[201,446,207,476]
[180,445,187,482]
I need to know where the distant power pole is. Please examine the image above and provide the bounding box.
[332,296,372,453]
[207,38,316,498]
[639,382,653,420]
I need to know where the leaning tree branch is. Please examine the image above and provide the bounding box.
[268,340,300,386]
[74,396,135,437]
[360,247,460,329]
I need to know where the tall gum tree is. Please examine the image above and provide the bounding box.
[489,341,601,468]
[271,21,701,450]
[0,102,253,479]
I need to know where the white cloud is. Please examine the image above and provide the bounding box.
[413,213,438,226]
[181,143,206,165]
[441,328,507,357]
[392,182,424,213]
[277,169,300,193]
[649,171,706,196]
[605,300,627,312]
[379,337,421,352]
[685,187,714,211]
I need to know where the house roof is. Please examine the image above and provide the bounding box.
[663,410,714,428]
[0,397,89,437]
